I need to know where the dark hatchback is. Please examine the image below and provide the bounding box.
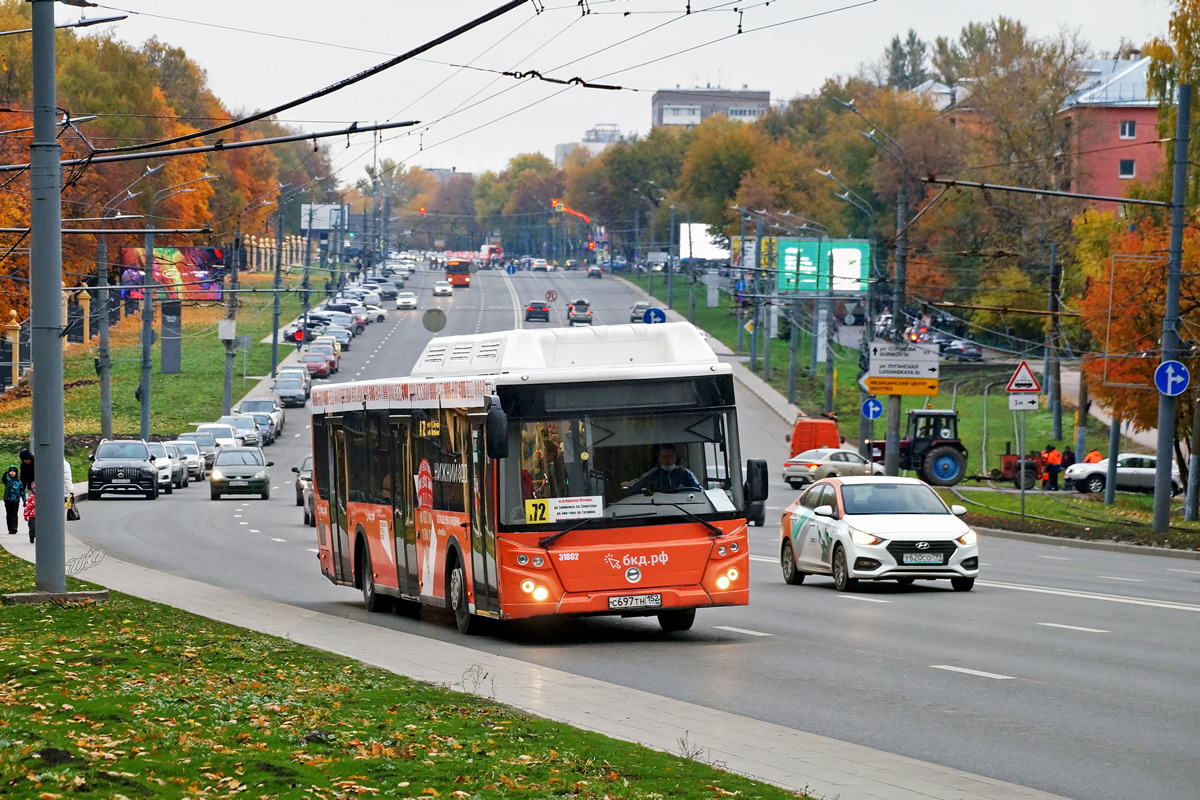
[273,378,308,408]
[87,439,159,500]
[524,301,551,322]
[210,447,273,500]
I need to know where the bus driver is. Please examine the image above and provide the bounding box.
[622,443,702,493]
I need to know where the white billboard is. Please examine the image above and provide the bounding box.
[299,203,348,231]
[679,223,730,260]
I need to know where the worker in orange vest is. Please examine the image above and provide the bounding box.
[1083,449,1103,463]
[1044,444,1063,491]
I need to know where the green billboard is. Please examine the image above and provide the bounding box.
[776,238,871,294]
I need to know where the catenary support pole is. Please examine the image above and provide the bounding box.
[1153,83,1191,533]
[737,212,746,353]
[788,299,798,403]
[1048,242,1062,440]
[1187,390,1200,521]
[1074,368,1088,460]
[1105,416,1120,506]
[139,222,155,441]
[270,192,285,378]
[222,227,240,415]
[97,236,112,440]
[667,205,676,309]
[750,217,763,372]
[30,0,65,593]
[884,183,909,477]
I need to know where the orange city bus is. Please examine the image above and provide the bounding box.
[309,322,767,634]
[445,258,471,287]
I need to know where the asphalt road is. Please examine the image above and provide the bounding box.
[76,264,1200,800]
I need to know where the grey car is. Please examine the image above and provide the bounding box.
[219,415,262,447]
[210,447,273,500]
[176,431,217,469]
[1063,453,1182,495]
[273,378,307,408]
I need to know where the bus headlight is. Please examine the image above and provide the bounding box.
[726,567,739,581]
[532,556,544,567]
[532,586,549,601]
[516,554,529,566]
[521,579,535,594]
[716,575,730,590]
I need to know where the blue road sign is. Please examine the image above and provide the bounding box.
[505,264,516,275]
[861,397,884,420]
[736,280,746,292]
[643,307,667,324]
[1154,359,1190,396]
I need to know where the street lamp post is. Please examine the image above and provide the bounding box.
[224,198,271,414]
[270,183,292,379]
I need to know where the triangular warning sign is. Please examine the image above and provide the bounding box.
[1007,360,1042,393]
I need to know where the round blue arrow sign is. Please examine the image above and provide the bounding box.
[861,397,883,420]
[505,264,516,275]
[1155,359,1190,397]
[643,307,667,324]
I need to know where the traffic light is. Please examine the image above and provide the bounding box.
[588,241,595,251]
[419,206,426,215]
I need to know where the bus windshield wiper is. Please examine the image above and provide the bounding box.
[652,499,724,537]
[539,514,607,549]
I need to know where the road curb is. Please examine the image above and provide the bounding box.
[976,525,1200,560]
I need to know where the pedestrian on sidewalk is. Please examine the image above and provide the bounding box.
[18,447,34,487]
[1045,444,1062,491]
[3,464,24,535]
[1062,447,1076,471]
[24,481,35,544]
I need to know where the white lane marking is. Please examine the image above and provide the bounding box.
[839,595,891,604]
[1167,568,1200,575]
[305,424,310,430]
[715,625,773,637]
[931,665,1016,680]
[233,514,242,518]
[1097,575,1144,582]
[1040,555,1071,560]
[249,529,261,533]
[1038,622,1110,633]
[979,579,1200,612]
[239,521,248,526]
[749,555,776,563]
[294,433,301,438]
[271,537,286,542]
[307,548,319,553]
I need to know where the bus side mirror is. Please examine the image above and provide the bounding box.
[486,405,508,459]
[745,458,768,503]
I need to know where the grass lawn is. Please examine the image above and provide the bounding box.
[0,549,805,799]
[619,274,1117,473]
[0,273,303,481]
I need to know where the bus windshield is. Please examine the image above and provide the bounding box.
[498,408,743,529]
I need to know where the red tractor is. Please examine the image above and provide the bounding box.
[873,409,968,486]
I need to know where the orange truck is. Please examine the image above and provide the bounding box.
[787,414,841,457]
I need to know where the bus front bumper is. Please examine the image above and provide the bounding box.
[500,585,749,620]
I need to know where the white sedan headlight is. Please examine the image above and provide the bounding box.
[957,529,978,546]
[850,529,882,546]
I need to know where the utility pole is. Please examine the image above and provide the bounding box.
[1048,242,1062,440]
[303,204,314,326]
[1154,83,1192,533]
[787,299,799,403]
[270,188,286,378]
[762,234,772,383]
[751,217,763,372]
[737,211,746,353]
[29,0,65,593]
[686,216,696,323]
[884,181,909,477]
[1074,367,1088,458]
[222,229,240,416]
[667,204,676,309]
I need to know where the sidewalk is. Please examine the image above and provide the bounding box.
[0,532,1066,800]
[1057,368,1157,449]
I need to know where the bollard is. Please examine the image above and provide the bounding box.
[79,292,91,341]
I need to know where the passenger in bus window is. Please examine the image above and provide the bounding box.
[622,444,702,493]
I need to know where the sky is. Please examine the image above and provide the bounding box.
[71,0,1174,185]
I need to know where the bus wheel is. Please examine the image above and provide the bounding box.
[448,559,478,635]
[361,548,391,613]
[657,609,696,632]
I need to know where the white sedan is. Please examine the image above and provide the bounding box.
[432,281,454,296]
[364,304,388,322]
[395,292,417,310]
[779,476,979,592]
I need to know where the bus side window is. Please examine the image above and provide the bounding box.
[313,418,329,502]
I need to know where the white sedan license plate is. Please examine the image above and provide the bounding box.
[228,480,248,487]
[608,594,662,610]
[903,552,944,565]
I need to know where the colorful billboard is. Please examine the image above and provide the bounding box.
[117,247,226,301]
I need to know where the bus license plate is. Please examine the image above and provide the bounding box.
[608,594,662,610]
[902,553,944,565]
